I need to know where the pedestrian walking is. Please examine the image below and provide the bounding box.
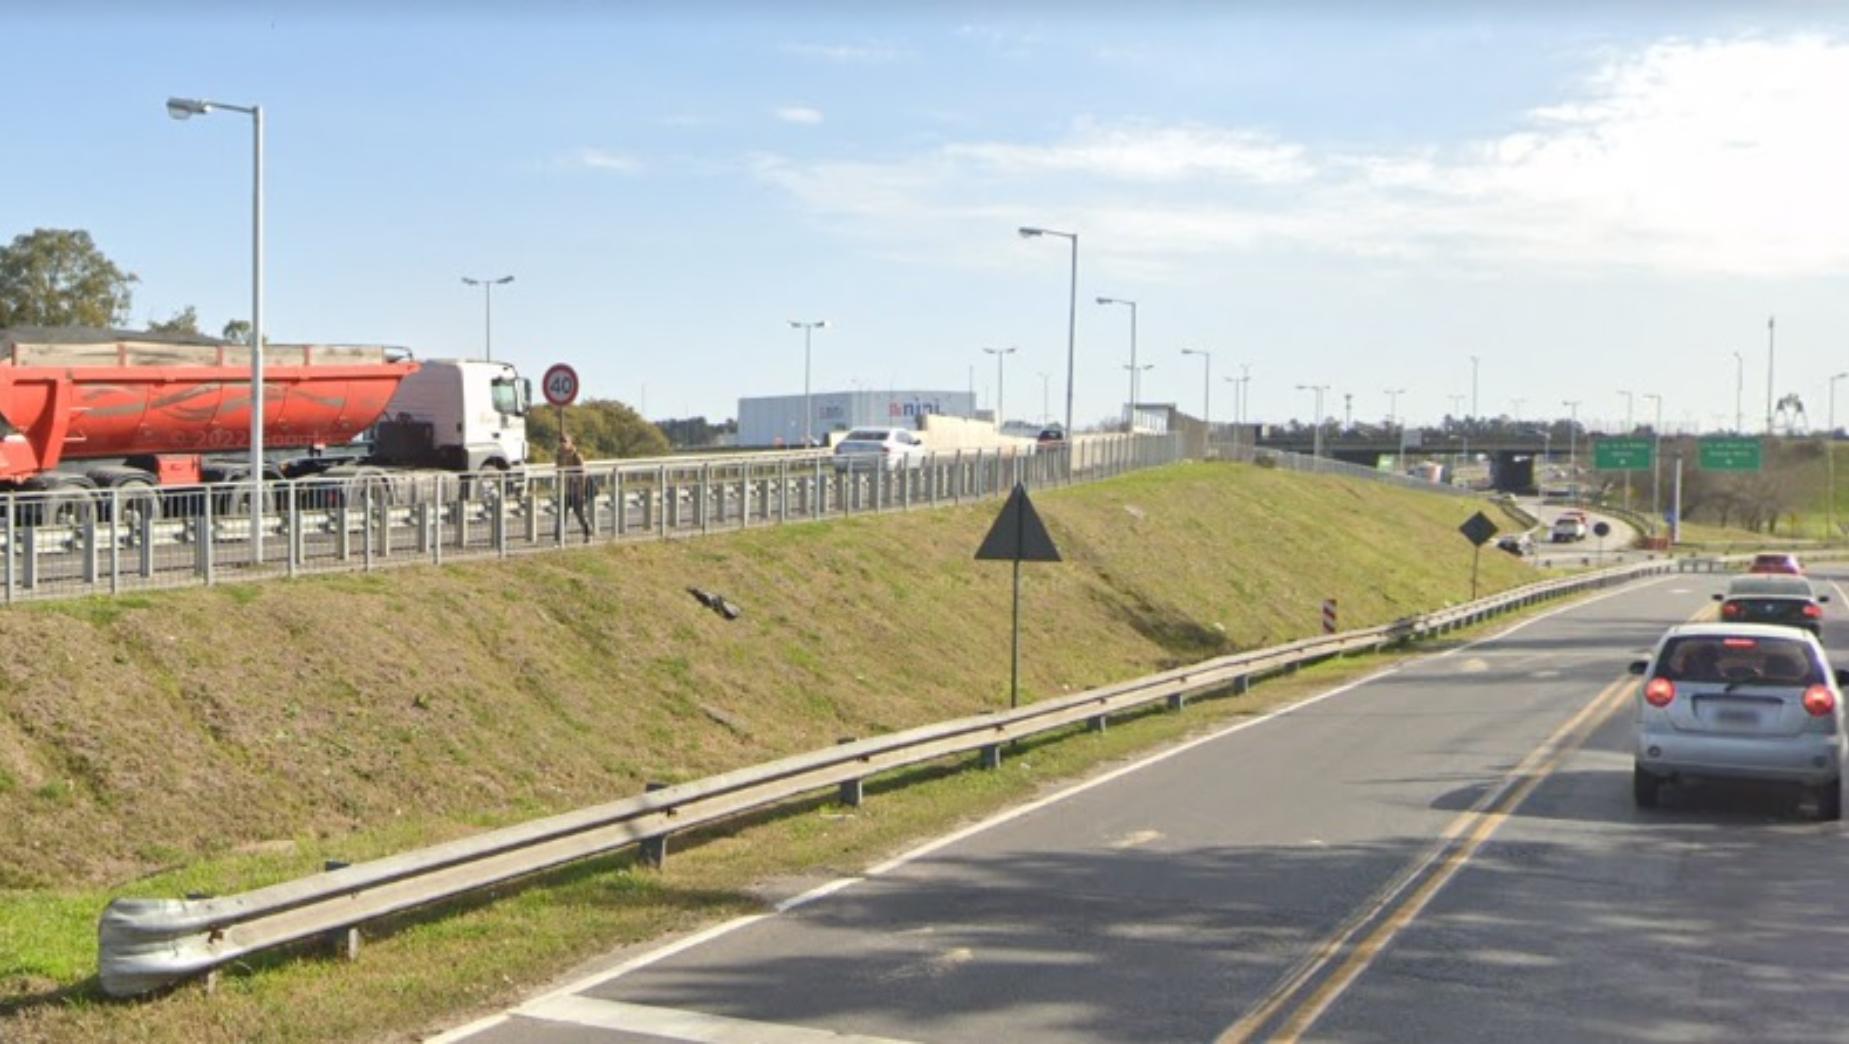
[557,433,593,541]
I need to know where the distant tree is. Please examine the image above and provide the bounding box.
[148,306,201,335]
[655,415,738,449]
[221,319,251,343]
[0,228,138,327]
[528,399,670,462]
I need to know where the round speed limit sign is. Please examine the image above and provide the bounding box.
[542,363,580,407]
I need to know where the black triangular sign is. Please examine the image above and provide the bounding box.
[975,483,1062,562]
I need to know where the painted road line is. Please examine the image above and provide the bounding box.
[1213,673,1635,1044]
[1218,596,1708,1044]
[434,576,1663,1041]
[512,995,916,1043]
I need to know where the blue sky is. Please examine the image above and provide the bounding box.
[9,3,1849,433]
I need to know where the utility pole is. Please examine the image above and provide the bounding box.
[1766,315,1776,436]
[1732,351,1745,433]
[1562,399,1581,493]
[1644,392,1663,521]
[1342,392,1353,432]
[1297,384,1330,458]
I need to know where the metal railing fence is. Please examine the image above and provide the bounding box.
[0,434,1182,604]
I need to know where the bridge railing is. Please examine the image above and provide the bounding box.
[1213,443,1479,497]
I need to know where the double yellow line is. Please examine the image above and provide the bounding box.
[1216,672,1632,1042]
[1221,598,1713,1042]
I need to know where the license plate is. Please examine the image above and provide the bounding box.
[1717,709,1760,726]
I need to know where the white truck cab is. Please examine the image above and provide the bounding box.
[376,359,530,471]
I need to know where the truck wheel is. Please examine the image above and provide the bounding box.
[17,476,99,528]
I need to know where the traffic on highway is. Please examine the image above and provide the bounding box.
[430,561,1849,1043]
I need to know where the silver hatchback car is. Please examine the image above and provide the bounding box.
[1631,623,1849,819]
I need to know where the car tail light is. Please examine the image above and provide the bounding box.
[1721,601,1743,619]
[1804,685,1837,717]
[1803,603,1823,619]
[1722,637,1757,649]
[1644,677,1675,707]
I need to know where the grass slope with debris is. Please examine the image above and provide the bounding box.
[0,460,1531,1036]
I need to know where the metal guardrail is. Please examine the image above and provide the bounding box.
[0,434,1181,605]
[97,557,1675,997]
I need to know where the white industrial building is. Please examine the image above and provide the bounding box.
[738,390,978,447]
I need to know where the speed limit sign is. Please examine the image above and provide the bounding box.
[542,363,580,407]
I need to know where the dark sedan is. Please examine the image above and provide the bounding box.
[1715,575,1831,635]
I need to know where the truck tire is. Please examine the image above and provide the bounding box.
[16,475,98,528]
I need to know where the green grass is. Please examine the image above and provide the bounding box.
[0,460,1540,1041]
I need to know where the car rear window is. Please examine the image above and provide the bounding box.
[1752,554,1796,567]
[844,429,889,441]
[1727,578,1811,597]
[1657,635,1824,686]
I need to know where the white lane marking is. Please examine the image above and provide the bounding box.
[1109,829,1165,849]
[432,574,1673,1040]
[514,995,917,1043]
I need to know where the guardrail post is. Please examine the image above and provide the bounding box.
[555,473,567,547]
[739,472,750,528]
[455,478,470,551]
[953,450,963,503]
[835,737,864,806]
[3,497,13,604]
[1167,692,1186,712]
[285,483,300,577]
[613,468,627,540]
[337,494,352,562]
[138,501,155,579]
[777,460,789,524]
[199,492,215,586]
[494,474,509,558]
[980,743,1002,770]
[524,475,540,545]
[1089,713,1108,733]
[1232,674,1249,695]
[699,464,711,533]
[656,465,668,537]
[18,521,32,592]
[640,781,670,868]
[363,483,376,571]
[108,491,120,594]
[81,509,98,587]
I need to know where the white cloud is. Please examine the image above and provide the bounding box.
[751,36,1849,279]
[946,121,1314,185]
[571,148,642,174]
[782,41,900,64]
[774,106,825,126]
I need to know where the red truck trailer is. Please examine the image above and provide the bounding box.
[0,328,530,501]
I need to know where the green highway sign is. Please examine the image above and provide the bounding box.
[1699,437,1762,471]
[1593,437,1653,472]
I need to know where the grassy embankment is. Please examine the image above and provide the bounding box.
[0,460,1535,1042]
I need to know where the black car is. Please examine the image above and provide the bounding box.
[1714,575,1831,635]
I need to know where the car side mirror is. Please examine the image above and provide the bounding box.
[1711,593,1724,602]
[1820,594,1832,604]
[1628,659,1649,676]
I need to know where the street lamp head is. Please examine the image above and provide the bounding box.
[1018,227,1043,238]
[494,275,514,286]
[462,277,480,287]
[166,97,209,120]
[1095,296,1112,305]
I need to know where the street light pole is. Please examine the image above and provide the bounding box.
[167,94,266,567]
[461,275,515,361]
[1019,227,1078,438]
[1644,392,1663,520]
[1297,383,1330,458]
[1470,354,1481,420]
[1385,387,1408,464]
[1732,351,1745,433]
[1829,371,1847,540]
[1562,399,1581,493]
[1181,348,1212,429]
[1097,297,1138,430]
[1037,371,1052,425]
[788,320,829,446]
[1766,316,1776,436]
[1619,389,1635,510]
[982,347,1017,429]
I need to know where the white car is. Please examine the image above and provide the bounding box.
[832,428,929,471]
[1550,515,1588,542]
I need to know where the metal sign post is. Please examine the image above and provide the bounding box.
[1458,511,1499,601]
[976,483,1062,709]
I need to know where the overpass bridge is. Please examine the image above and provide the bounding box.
[1255,429,1574,492]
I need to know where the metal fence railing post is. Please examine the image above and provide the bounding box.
[495,473,509,558]
[613,467,626,541]
[3,495,13,605]
[109,490,120,595]
[200,489,215,586]
[138,498,154,580]
[778,460,789,524]
[363,483,376,571]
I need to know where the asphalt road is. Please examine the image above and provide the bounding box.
[438,568,1849,1044]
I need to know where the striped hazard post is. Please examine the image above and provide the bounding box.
[1321,598,1337,634]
